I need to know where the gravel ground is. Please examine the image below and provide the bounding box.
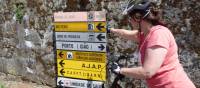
[0,72,52,88]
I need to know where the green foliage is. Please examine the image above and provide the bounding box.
[0,83,4,88]
[15,3,24,24]
[15,8,23,24]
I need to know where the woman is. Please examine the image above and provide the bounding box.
[110,0,196,88]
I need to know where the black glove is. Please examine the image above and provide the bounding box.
[110,62,125,82]
[110,62,121,75]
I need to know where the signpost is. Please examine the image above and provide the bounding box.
[57,67,106,81]
[57,59,106,72]
[56,42,106,52]
[54,11,106,22]
[57,77,103,88]
[54,22,106,32]
[54,11,107,88]
[55,32,106,42]
[56,50,106,63]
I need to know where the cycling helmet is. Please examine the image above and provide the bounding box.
[122,0,151,18]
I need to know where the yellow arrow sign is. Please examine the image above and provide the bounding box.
[57,59,106,72]
[57,67,106,81]
[54,22,106,32]
[56,50,106,63]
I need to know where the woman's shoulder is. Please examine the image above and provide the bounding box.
[151,25,169,31]
[150,25,171,34]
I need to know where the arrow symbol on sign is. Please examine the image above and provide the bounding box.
[58,80,64,86]
[60,69,65,76]
[59,51,64,58]
[98,44,105,51]
[96,23,104,31]
[96,34,105,41]
[59,60,65,67]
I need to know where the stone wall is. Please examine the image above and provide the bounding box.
[0,0,199,88]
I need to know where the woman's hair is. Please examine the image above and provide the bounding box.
[145,3,167,26]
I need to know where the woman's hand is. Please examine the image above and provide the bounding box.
[110,28,120,35]
[110,28,139,42]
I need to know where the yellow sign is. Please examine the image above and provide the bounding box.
[57,67,106,81]
[57,50,106,63]
[57,59,106,72]
[54,22,106,32]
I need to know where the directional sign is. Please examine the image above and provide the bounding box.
[57,50,106,63]
[54,11,107,84]
[57,67,106,81]
[55,32,106,42]
[54,11,106,22]
[54,22,106,32]
[57,77,103,88]
[57,59,106,72]
[56,42,106,52]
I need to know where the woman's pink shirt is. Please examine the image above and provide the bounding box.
[139,25,196,88]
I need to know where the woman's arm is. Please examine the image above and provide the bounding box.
[110,28,139,42]
[119,46,167,79]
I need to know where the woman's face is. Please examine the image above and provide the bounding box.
[128,13,141,30]
[129,17,139,25]
[128,13,147,32]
